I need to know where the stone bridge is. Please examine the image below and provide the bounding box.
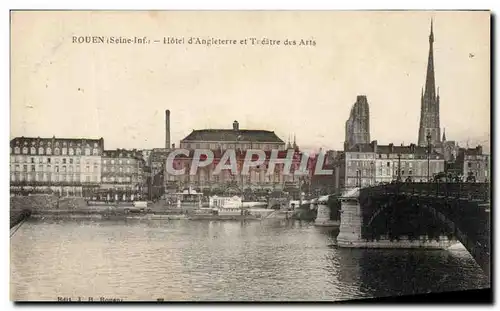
[337,182,490,277]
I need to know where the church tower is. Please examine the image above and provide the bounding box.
[418,19,441,147]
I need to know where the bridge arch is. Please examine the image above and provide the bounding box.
[359,183,490,276]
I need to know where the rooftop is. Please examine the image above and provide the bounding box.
[182,129,285,143]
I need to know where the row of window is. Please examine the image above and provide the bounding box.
[347,153,441,160]
[349,160,444,169]
[181,142,284,150]
[167,174,282,183]
[11,156,142,168]
[11,146,100,156]
[102,176,133,183]
[348,166,442,176]
[102,159,136,165]
[102,166,136,173]
[466,162,489,169]
[11,173,98,183]
[10,156,102,167]
[11,164,99,173]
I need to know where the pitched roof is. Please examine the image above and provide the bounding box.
[181,129,285,143]
[10,136,104,148]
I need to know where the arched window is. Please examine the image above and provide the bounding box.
[92,148,98,155]
[54,148,60,155]
[85,148,90,156]
[22,147,28,154]
[68,148,74,155]
[46,147,52,155]
[38,147,44,155]
[30,147,36,154]
[62,148,67,155]
[76,148,81,155]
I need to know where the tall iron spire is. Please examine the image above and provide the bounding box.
[418,18,441,147]
[424,18,436,100]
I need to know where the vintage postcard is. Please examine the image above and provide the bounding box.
[10,10,491,302]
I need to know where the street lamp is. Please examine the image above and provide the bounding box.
[397,153,401,182]
[426,133,432,182]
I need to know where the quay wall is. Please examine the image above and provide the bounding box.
[10,195,58,211]
[11,195,89,212]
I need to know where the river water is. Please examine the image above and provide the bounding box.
[10,219,489,301]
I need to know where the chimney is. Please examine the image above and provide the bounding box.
[165,110,171,149]
[233,120,239,131]
[389,143,394,153]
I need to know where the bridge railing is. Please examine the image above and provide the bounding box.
[361,182,490,203]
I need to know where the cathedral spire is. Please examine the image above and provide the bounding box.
[425,19,436,100]
[418,18,441,147]
[429,18,434,44]
[442,128,446,141]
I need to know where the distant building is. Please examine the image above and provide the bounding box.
[180,120,286,151]
[437,129,459,162]
[10,136,104,197]
[100,149,145,201]
[455,146,490,182]
[338,140,445,189]
[344,95,370,151]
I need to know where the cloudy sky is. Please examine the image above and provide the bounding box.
[11,11,490,151]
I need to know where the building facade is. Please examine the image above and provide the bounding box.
[344,95,370,151]
[338,141,445,189]
[164,148,304,196]
[99,149,145,201]
[455,146,490,182]
[10,136,104,196]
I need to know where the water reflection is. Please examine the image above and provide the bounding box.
[11,219,488,301]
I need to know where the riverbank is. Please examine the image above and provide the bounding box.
[27,210,264,221]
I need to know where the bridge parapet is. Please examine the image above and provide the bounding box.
[360,182,490,203]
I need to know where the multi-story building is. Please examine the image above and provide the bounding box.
[338,140,445,189]
[10,136,104,197]
[99,149,145,201]
[179,120,286,151]
[163,120,292,195]
[165,148,304,196]
[455,146,490,182]
[344,95,370,151]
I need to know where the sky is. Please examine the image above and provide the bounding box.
[10,11,490,152]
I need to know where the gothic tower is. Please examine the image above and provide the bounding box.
[418,19,441,147]
[344,95,370,150]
